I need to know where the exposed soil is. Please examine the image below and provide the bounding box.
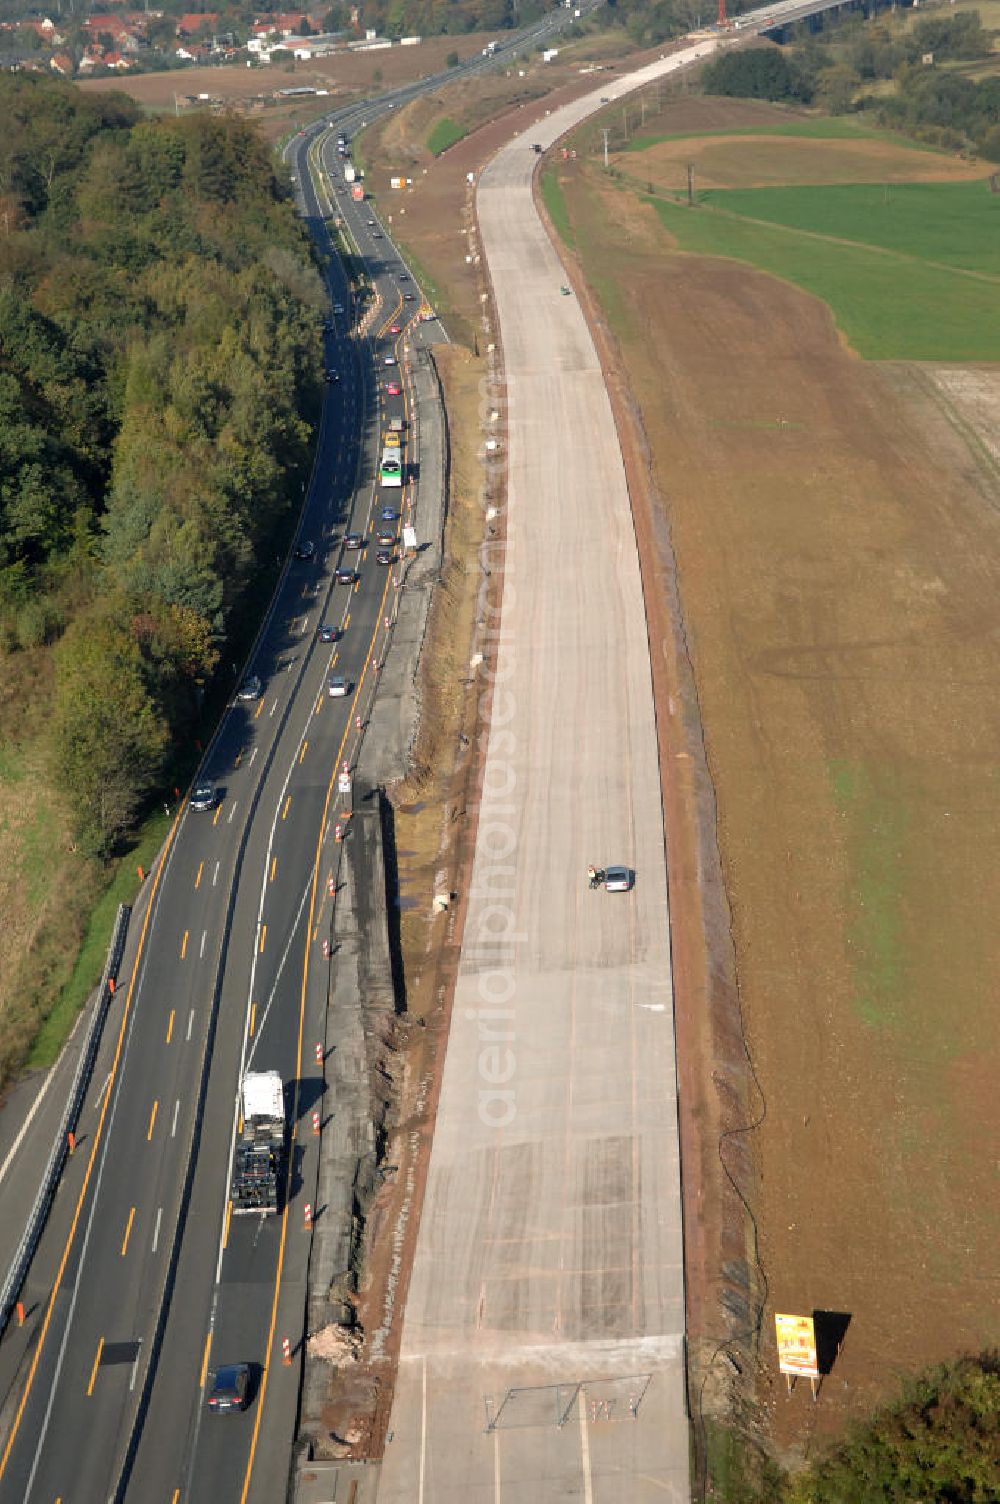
[621,134,994,191]
[553,145,1000,1468]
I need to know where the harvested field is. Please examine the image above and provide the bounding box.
[618,133,992,190]
[545,127,1000,1471]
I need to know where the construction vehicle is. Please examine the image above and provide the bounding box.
[231,1070,285,1215]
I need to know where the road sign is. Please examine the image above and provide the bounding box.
[402,525,417,552]
[338,772,352,795]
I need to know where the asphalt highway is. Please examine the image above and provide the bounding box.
[0,105,426,1504]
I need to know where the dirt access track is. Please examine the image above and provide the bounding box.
[545,97,1000,1467]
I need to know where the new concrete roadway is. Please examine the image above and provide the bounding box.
[374,36,743,1504]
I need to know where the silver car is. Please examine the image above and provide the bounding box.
[604,866,632,893]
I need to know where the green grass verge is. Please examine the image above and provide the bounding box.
[623,115,894,151]
[704,1420,788,1503]
[649,191,1000,360]
[426,117,467,157]
[27,810,171,1069]
[540,165,576,250]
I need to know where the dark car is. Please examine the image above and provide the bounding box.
[389,324,401,335]
[403,293,415,302]
[237,674,261,702]
[344,533,363,550]
[189,779,216,812]
[295,540,315,560]
[399,272,409,281]
[335,567,356,585]
[376,550,395,566]
[380,507,399,522]
[207,1363,250,1413]
[324,370,339,384]
[318,623,338,642]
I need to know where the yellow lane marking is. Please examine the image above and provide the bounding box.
[180,930,188,960]
[199,1333,212,1389]
[120,1207,135,1258]
[147,1101,158,1141]
[195,861,204,889]
[343,614,350,630]
[213,805,222,827]
[299,742,308,765]
[282,796,292,820]
[86,1338,104,1397]
[249,1003,257,1037]
[235,751,242,767]
[255,700,264,719]
[0,807,182,1479]
[166,1010,175,1045]
[259,925,267,955]
[270,855,278,881]
[223,1199,233,1250]
[240,557,395,1503]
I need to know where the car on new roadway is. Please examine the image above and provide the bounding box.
[604,866,633,893]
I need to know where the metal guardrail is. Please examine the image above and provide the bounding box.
[0,902,131,1336]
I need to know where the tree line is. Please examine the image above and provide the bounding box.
[699,12,1000,162]
[0,75,325,856]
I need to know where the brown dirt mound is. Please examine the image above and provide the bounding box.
[622,134,993,190]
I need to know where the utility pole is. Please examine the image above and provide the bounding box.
[602,128,610,169]
[687,163,694,206]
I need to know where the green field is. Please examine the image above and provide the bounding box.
[540,167,575,249]
[623,115,897,150]
[699,179,1000,275]
[649,185,1000,360]
[426,116,467,156]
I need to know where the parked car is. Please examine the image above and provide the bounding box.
[207,1363,250,1414]
[238,675,261,701]
[189,779,216,812]
[604,866,633,893]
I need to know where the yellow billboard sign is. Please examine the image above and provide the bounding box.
[775,1314,818,1378]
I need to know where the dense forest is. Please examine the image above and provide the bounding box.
[0,76,324,859]
[700,12,1000,161]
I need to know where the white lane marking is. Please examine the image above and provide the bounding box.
[212,861,220,886]
[578,1388,594,1504]
[228,801,239,824]
[270,698,279,717]
[199,930,207,960]
[249,747,258,767]
[0,1064,59,1189]
[152,1207,162,1253]
[418,1355,427,1504]
[186,1009,194,1042]
[171,1099,180,1138]
[245,875,312,1058]
[129,1345,141,1392]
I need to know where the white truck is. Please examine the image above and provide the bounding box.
[344,162,357,183]
[231,1070,285,1215]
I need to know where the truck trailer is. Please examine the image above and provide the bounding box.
[231,1070,285,1215]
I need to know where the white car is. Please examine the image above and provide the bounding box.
[328,676,350,698]
[604,866,632,893]
[384,355,396,367]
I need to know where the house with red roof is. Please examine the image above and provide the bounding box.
[176,12,219,35]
